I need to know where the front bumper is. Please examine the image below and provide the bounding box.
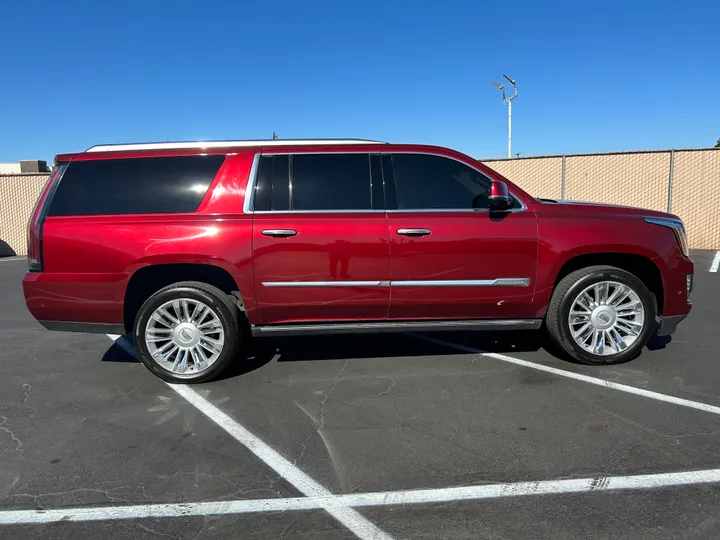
[656,314,688,336]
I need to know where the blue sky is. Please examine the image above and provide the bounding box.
[1,0,718,162]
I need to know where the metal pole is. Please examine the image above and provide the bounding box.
[561,155,566,199]
[507,100,512,158]
[667,149,675,213]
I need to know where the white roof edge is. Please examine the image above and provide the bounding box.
[86,139,386,152]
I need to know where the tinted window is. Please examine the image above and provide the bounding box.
[254,155,290,211]
[392,154,517,210]
[291,154,371,210]
[48,155,225,216]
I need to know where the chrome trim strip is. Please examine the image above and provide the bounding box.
[87,139,385,152]
[252,319,542,336]
[253,209,386,214]
[261,278,530,288]
[243,153,261,214]
[262,281,383,287]
[391,278,530,287]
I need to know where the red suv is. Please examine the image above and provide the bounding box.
[23,139,693,383]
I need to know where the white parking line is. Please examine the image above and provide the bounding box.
[106,335,392,540]
[412,334,720,416]
[711,251,720,272]
[3,467,720,525]
[0,256,24,263]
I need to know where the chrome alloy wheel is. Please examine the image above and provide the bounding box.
[144,298,225,375]
[568,281,645,356]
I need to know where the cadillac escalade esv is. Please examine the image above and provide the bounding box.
[23,139,694,383]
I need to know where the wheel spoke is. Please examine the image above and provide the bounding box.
[172,348,188,373]
[197,319,222,331]
[594,330,606,355]
[573,323,593,343]
[616,319,641,336]
[155,307,179,327]
[191,346,208,370]
[570,312,591,324]
[611,288,632,308]
[609,328,627,351]
[606,284,624,306]
[191,305,209,325]
[181,299,192,323]
[200,340,222,356]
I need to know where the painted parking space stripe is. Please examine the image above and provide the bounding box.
[0,256,24,263]
[106,335,392,540]
[3,467,720,525]
[412,334,720,416]
[711,251,720,272]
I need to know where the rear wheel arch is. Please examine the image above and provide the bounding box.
[123,263,247,333]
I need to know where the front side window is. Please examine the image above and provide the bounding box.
[391,153,518,210]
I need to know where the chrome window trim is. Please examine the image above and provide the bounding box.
[261,278,530,288]
[243,150,528,214]
[242,153,261,214]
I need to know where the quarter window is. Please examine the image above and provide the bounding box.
[47,155,225,216]
[391,154,518,210]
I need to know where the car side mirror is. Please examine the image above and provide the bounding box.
[488,180,512,211]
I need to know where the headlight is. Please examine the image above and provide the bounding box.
[643,217,689,257]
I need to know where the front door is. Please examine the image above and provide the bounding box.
[252,152,390,324]
[383,153,538,320]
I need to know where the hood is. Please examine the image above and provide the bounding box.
[536,198,679,221]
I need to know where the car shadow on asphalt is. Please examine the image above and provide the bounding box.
[101,328,673,380]
[218,330,549,380]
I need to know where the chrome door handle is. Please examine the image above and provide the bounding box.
[262,229,297,237]
[397,228,431,237]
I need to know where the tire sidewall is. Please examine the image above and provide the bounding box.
[133,285,238,383]
[557,269,655,365]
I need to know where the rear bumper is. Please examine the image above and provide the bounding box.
[656,314,687,337]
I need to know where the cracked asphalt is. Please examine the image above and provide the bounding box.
[1,251,719,539]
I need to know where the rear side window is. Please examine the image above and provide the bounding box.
[47,155,225,216]
[291,154,371,210]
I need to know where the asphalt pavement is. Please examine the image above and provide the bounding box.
[0,251,718,539]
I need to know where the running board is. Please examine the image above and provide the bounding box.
[251,319,542,337]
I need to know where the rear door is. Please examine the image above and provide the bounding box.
[251,152,391,324]
[384,152,538,320]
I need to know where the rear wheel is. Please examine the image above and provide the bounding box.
[133,281,240,383]
[546,266,655,365]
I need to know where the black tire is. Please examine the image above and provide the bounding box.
[133,281,241,383]
[546,266,656,365]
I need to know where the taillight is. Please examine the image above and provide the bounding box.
[27,164,65,272]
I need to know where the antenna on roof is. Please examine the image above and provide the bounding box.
[272,132,278,140]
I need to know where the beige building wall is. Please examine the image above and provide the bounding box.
[0,173,50,256]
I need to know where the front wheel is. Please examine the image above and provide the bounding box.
[546,266,656,365]
[133,281,241,383]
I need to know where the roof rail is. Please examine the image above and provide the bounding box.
[85,139,386,152]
